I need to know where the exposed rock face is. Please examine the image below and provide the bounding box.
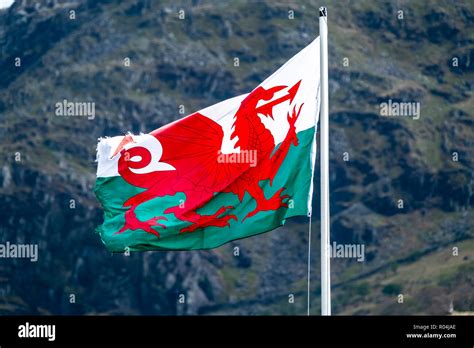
[0,0,472,315]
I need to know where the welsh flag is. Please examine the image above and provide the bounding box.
[95,38,320,252]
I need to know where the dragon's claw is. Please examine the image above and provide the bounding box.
[149,216,168,229]
[243,188,291,221]
[180,212,237,233]
[116,208,168,237]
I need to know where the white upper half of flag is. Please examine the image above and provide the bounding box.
[97,37,320,177]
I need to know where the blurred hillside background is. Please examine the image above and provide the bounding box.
[0,0,473,315]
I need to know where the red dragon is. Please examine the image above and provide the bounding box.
[112,81,303,237]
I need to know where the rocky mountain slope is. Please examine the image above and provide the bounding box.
[0,0,472,315]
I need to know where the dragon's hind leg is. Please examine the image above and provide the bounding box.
[115,206,167,237]
[165,205,237,233]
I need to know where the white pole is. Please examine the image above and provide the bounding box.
[319,6,331,316]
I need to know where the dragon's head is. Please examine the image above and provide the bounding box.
[253,80,302,120]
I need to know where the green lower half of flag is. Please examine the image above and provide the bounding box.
[95,127,315,252]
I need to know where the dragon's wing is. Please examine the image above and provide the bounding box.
[155,112,250,196]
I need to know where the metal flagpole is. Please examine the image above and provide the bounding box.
[319,6,331,316]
